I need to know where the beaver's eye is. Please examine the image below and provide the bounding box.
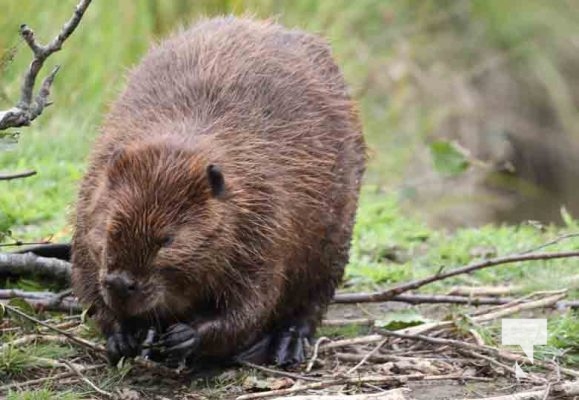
[159,235,174,248]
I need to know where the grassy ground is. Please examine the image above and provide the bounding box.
[1,1,578,399]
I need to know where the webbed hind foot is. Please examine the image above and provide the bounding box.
[273,323,312,368]
[235,320,313,369]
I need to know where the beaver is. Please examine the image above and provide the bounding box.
[29,16,366,367]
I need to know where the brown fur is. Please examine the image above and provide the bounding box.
[71,16,366,359]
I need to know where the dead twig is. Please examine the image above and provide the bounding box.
[62,359,114,398]
[235,374,425,400]
[0,170,36,180]
[520,232,579,254]
[319,334,385,353]
[322,318,375,326]
[0,0,92,130]
[387,294,514,305]
[346,338,388,375]
[0,238,52,248]
[446,285,519,297]
[460,350,545,384]
[238,360,321,382]
[306,336,330,372]
[399,292,566,335]
[333,250,579,304]
[0,364,105,392]
[0,333,68,352]
[464,380,579,400]
[269,388,411,400]
[379,329,579,378]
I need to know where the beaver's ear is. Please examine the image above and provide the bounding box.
[207,164,226,198]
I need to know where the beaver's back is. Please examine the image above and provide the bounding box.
[101,17,358,147]
[93,16,364,240]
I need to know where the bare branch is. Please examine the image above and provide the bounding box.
[0,0,92,131]
[0,169,36,180]
[0,252,71,282]
[333,250,579,304]
[0,288,80,312]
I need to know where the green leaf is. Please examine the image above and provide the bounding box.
[375,310,429,330]
[429,140,469,176]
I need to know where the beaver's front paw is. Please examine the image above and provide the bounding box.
[157,323,199,367]
[106,328,142,365]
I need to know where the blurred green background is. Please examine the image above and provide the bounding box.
[3,0,579,240]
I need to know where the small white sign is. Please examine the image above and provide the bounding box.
[501,318,547,364]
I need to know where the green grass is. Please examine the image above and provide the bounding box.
[7,389,82,400]
[348,187,579,295]
[0,342,76,378]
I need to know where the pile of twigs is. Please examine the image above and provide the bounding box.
[1,243,578,399]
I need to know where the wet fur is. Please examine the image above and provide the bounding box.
[71,16,366,361]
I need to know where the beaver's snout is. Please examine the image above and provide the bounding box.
[103,271,139,299]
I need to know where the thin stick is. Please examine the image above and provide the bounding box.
[0,364,104,392]
[446,285,518,297]
[333,250,579,304]
[0,334,68,352]
[238,360,321,382]
[461,350,545,384]
[319,334,384,352]
[379,329,579,378]
[322,318,374,326]
[269,388,410,400]
[235,374,425,400]
[306,336,329,372]
[0,170,36,180]
[520,232,579,254]
[398,292,566,336]
[0,239,52,248]
[62,360,113,398]
[346,338,388,375]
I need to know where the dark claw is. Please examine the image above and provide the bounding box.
[106,330,141,365]
[167,336,198,353]
[156,323,199,366]
[274,332,293,365]
[274,324,311,368]
[140,327,157,359]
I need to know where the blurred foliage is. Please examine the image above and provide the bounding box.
[2,0,579,235]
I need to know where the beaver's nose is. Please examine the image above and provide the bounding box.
[104,272,138,298]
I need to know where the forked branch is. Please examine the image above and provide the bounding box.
[0,0,92,130]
